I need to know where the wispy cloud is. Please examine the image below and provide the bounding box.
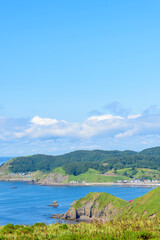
[1,107,160,155]
[88,109,102,117]
[143,105,160,115]
[104,101,130,116]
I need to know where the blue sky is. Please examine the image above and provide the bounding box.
[1,0,160,156]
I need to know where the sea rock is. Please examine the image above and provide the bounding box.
[51,214,64,219]
[48,201,59,207]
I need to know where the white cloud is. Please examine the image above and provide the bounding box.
[2,113,160,141]
[31,116,58,125]
[87,114,123,121]
[1,110,160,155]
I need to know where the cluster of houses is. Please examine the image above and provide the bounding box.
[69,179,160,184]
[117,179,160,183]
[9,172,31,178]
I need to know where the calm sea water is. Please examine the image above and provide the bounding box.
[0,181,155,226]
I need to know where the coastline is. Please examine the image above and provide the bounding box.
[0,178,159,188]
[38,182,160,188]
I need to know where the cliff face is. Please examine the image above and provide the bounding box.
[63,200,118,221]
[38,173,68,185]
[59,192,127,221]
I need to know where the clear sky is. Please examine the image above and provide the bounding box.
[1,0,160,156]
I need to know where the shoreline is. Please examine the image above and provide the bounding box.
[0,179,159,188]
[38,182,160,188]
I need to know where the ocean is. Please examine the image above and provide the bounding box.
[0,181,155,225]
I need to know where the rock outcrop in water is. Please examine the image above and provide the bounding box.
[49,201,59,207]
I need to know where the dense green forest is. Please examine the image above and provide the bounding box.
[6,147,160,176]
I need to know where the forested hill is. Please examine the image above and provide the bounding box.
[140,146,160,156]
[3,147,160,176]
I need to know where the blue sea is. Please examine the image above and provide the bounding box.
[0,181,155,226]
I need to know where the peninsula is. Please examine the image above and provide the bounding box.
[53,186,160,221]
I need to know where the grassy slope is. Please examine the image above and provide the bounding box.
[117,168,160,180]
[53,167,66,176]
[68,168,130,183]
[73,192,127,211]
[122,186,160,218]
[96,192,127,210]
[0,158,14,173]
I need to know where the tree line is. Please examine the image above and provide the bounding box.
[8,147,160,176]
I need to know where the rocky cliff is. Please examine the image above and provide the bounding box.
[38,173,68,185]
[54,192,127,222]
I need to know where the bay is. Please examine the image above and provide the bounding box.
[0,181,155,226]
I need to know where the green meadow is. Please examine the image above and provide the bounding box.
[1,219,160,240]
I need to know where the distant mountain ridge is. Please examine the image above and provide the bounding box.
[6,147,160,175]
[140,146,160,156]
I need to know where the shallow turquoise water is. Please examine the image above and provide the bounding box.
[0,181,155,225]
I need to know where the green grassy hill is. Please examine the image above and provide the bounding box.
[61,192,128,221]
[61,187,160,221]
[73,192,127,210]
[123,186,160,218]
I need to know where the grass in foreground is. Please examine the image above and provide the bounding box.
[1,219,160,239]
